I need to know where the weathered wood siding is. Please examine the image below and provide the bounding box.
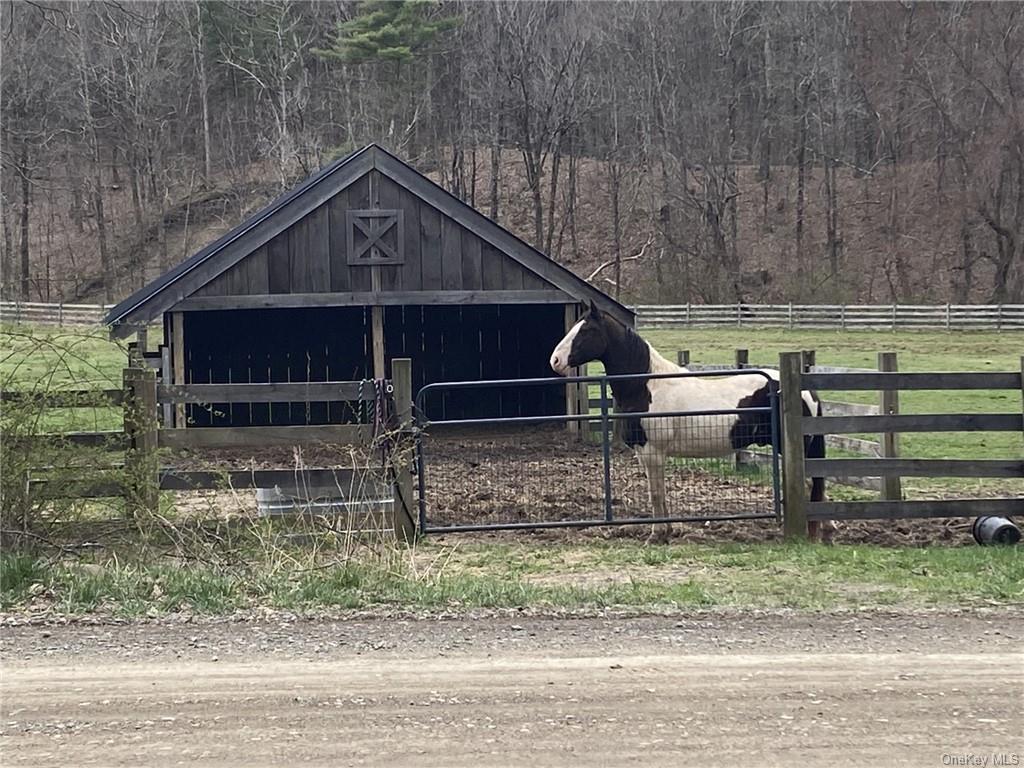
[193,171,553,299]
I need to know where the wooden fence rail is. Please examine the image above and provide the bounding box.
[156,381,376,404]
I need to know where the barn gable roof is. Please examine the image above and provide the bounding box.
[104,144,633,336]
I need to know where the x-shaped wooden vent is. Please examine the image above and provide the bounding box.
[346,209,405,265]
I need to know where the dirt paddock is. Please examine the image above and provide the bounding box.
[2,611,1021,767]
[163,429,982,548]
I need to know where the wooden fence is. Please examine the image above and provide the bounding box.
[778,353,1024,537]
[0,301,111,327]
[636,303,1024,331]
[6,360,417,541]
[4,300,1024,332]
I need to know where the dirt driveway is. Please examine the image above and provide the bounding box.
[2,611,1022,767]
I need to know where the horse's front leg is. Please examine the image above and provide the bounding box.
[637,446,671,544]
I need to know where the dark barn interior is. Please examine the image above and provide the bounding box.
[107,145,633,428]
[180,303,567,426]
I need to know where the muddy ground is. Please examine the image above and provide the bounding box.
[162,431,985,548]
[2,611,1022,767]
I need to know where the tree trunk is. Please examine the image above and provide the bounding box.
[545,137,561,257]
[489,105,501,221]
[955,218,974,303]
[566,135,580,260]
[609,161,622,301]
[1,193,12,300]
[19,143,31,301]
[77,12,113,303]
[194,1,212,181]
[795,88,808,293]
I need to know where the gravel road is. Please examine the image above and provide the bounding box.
[2,610,1022,767]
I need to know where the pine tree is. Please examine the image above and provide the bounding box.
[315,0,457,64]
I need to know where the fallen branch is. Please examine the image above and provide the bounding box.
[587,234,655,283]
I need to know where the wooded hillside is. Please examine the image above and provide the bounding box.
[3,1,1023,305]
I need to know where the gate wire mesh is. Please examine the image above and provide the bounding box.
[415,372,781,533]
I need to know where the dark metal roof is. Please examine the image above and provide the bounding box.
[105,143,633,330]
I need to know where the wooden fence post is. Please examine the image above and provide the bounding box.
[788,302,794,329]
[1018,356,1023,446]
[677,350,690,367]
[734,348,749,369]
[801,349,816,373]
[391,358,416,543]
[878,351,901,501]
[779,352,808,540]
[123,367,159,516]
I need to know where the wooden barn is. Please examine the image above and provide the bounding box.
[104,144,633,426]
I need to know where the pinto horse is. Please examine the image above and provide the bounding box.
[550,302,830,543]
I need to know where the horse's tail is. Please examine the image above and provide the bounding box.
[804,393,826,503]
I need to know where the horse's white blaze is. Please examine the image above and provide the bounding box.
[550,319,584,376]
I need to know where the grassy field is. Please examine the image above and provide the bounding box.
[1,324,1020,618]
[2,538,1021,615]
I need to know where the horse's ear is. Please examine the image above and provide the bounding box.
[588,299,600,318]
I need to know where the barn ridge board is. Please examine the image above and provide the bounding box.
[104,144,632,336]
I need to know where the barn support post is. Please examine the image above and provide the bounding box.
[369,170,387,380]
[123,366,159,517]
[391,357,416,543]
[564,304,582,438]
[160,345,173,426]
[878,351,902,501]
[171,311,186,428]
[779,352,808,540]
[127,341,141,368]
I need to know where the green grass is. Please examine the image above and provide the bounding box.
[4,539,1021,616]
[0,325,135,432]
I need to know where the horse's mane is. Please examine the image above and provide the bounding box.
[600,315,653,421]
[602,315,652,376]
